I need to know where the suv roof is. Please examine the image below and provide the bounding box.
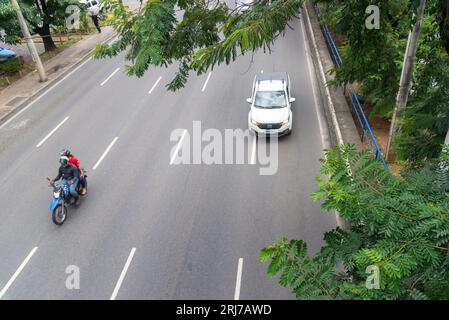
[258,80,284,91]
[255,72,289,83]
[255,72,289,92]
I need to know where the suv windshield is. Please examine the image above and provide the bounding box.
[254,91,287,109]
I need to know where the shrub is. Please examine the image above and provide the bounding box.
[261,145,449,300]
[0,59,22,75]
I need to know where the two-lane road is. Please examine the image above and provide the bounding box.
[0,12,336,299]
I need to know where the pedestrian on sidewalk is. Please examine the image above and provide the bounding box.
[91,14,102,33]
[84,0,102,33]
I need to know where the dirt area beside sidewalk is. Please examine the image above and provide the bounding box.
[346,96,404,174]
[346,100,390,155]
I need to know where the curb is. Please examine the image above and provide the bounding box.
[0,32,117,127]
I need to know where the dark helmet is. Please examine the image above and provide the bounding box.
[60,148,72,158]
[59,156,69,167]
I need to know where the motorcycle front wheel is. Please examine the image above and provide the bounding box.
[52,204,67,225]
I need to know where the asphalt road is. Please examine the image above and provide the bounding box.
[0,12,336,299]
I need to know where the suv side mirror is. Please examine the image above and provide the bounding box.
[246,98,252,104]
[289,97,296,103]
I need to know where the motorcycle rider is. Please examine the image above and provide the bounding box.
[52,156,81,205]
[60,148,86,195]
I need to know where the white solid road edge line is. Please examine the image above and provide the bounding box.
[100,67,120,86]
[201,72,212,92]
[0,247,38,299]
[299,12,327,150]
[110,248,136,300]
[234,258,244,300]
[36,116,69,148]
[170,130,187,165]
[148,76,162,94]
[93,137,119,170]
[302,6,347,229]
[302,5,343,145]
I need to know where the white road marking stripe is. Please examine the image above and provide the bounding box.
[201,72,212,92]
[0,247,38,299]
[36,116,69,148]
[0,57,92,130]
[100,67,120,86]
[93,137,119,170]
[148,76,162,94]
[250,136,257,165]
[110,248,136,300]
[170,130,187,165]
[234,258,244,300]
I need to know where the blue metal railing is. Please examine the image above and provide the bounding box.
[314,3,388,169]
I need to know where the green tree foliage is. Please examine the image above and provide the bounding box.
[261,144,449,299]
[93,0,304,91]
[0,0,82,51]
[319,0,411,116]
[0,0,38,43]
[317,0,449,164]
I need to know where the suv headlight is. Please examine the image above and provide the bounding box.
[251,118,259,126]
[281,117,290,125]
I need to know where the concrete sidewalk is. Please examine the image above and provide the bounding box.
[0,25,117,124]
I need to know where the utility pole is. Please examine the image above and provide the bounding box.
[437,127,449,184]
[445,127,449,146]
[385,0,426,161]
[10,0,47,82]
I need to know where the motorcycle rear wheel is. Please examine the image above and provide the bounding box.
[52,204,67,225]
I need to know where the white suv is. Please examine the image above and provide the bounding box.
[247,72,295,136]
[235,0,255,12]
[79,0,101,16]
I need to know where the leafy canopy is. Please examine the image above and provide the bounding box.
[317,0,449,165]
[0,0,39,43]
[93,0,304,91]
[261,144,449,299]
[0,0,83,50]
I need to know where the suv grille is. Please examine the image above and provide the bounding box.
[258,123,282,130]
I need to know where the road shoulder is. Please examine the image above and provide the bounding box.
[302,1,362,149]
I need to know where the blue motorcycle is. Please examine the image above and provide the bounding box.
[47,173,87,225]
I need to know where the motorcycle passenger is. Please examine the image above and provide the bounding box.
[52,156,80,205]
[60,148,86,195]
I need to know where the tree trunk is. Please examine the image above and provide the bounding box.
[36,23,57,52]
[34,0,56,52]
[10,0,47,81]
[437,127,449,182]
[438,0,449,54]
[385,0,427,161]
